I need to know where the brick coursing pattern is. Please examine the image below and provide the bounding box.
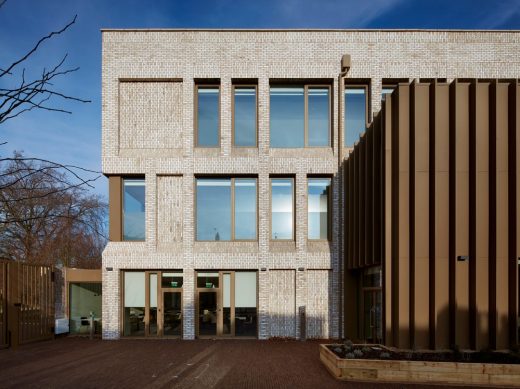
[101,29,520,340]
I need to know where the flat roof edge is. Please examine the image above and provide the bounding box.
[100,28,520,33]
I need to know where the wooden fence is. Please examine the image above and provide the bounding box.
[0,260,54,349]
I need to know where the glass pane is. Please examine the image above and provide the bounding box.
[196,179,231,241]
[271,178,293,240]
[69,283,102,335]
[123,272,145,336]
[308,178,331,240]
[197,87,219,147]
[197,272,219,288]
[123,179,145,241]
[235,272,257,337]
[345,88,367,147]
[234,87,256,147]
[363,266,382,287]
[234,179,257,240]
[161,272,183,288]
[381,87,394,99]
[270,87,304,148]
[308,88,330,146]
[149,273,157,335]
[163,292,182,336]
[223,274,231,335]
[198,292,217,336]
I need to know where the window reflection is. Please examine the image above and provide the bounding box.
[234,87,256,147]
[381,86,395,99]
[234,179,257,239]
[196,178,257,241]
[270,87,305,148]
[271,178,294,240]
[308,88,330,146]
[196,179,231,241]
[345,87,367,147]
[308,178,331,240]
[123,178,145,241]
[197,87,219,147]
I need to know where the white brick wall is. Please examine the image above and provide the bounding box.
[101,29,520,340]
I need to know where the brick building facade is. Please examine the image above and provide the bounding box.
[101,29,520,341]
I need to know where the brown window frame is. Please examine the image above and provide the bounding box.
[307,176,333,242]
[194,176,258,242]
[269,84,332,148]
[270,176,296,242]
[232,84,258,148]
[121,176,146,242]
[194,83,221,148]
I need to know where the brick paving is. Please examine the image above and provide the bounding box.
[0,338,464,388]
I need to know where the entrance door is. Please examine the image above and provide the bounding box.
[196,271,257,338]
[197,291,218,336]
[123,271,183,337]
[362,289,382,344]
[161,291,182,336]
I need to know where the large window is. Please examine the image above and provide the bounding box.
[308,178,331,240]
[123,178,145,241]
[196,86,219,147]
[271,178,294,240]
[344,86,368,147]
[233,86,257,147]
[196,178,257,241]
[270,85,330,148]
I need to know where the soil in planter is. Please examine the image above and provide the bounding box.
[327,345,520,365]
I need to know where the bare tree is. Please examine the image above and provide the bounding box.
[0,1,90,124]
[0,2,106,267]
[0,153,106,267]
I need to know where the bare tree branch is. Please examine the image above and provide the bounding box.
[0,15,77,78]
[0,14,91,123]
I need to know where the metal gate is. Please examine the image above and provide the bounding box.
[0,260,54,348]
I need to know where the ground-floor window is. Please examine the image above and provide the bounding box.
[123,271,182,337]
[197,270,257,338]
[69,282,102,335]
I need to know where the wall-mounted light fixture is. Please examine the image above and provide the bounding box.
[106,267,113,271]
[457,256,469,262]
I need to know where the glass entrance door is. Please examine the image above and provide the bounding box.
[162,291,182,336]
[362,289,382,343]
[198,291,218,336]
[196,271,257,338]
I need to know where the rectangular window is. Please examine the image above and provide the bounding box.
[196,178,257,241]
[196,86,219,147]
[271,178,294,240]
[270,85,330,148]
[307,88,330,146]
[123,178,145,241]
[345,86,368,147]
[233,86,257,147]
[308,178,331,240]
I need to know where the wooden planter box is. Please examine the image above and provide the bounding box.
[320,344,520,387]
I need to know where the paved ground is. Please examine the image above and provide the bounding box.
[0,338,467,389]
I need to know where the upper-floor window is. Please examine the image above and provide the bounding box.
[270,85,330,148]
[344,86,368,147]
[381,86,395,98]
[196,178,257,241]
[308,178,331,240]
[233,86,257,147]
[271,177,294,240]
[123,178,145,241]
[196,86,219,147]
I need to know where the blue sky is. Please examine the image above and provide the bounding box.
[1,0,519,199]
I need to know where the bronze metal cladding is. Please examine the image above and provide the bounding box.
[343,79,519,350]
